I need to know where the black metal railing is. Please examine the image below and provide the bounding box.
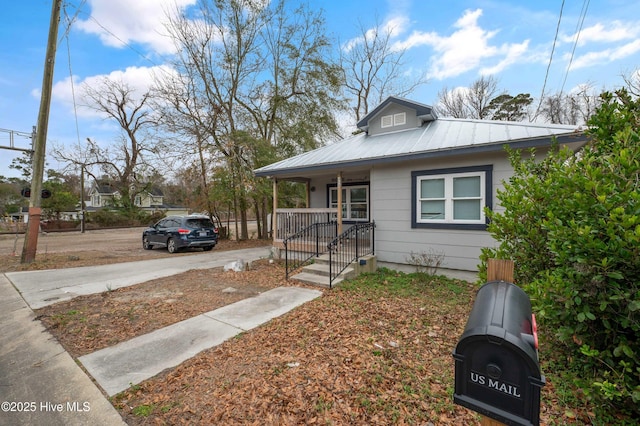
[328,222,375,288]
[283,221,337,279]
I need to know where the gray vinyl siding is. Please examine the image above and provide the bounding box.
[306,150,544,272]
[369,152,513,271]
[309,176,332,207]
[366,103,421,136]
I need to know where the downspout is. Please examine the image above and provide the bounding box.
[272,178,278,240]
[337,172,343,235]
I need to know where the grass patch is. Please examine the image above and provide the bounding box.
[50,309,86,327]
[132,404,155,417]
[341,267,475,300]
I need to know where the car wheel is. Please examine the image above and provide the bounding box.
[142,236,153,250]
[203,246,213,251]
[167,237,179,253]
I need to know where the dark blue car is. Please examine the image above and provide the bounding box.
[142,215,219,253]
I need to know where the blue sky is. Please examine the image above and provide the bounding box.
[1,0,639,179]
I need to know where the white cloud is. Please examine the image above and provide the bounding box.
[561,21,640,47]
[428,12,500,79]
[382,15,410,39]
[76,0,196,55]
[566,39,640,70]
[480,40,529,75]
[390,9,530,80]
[50,65,175,118]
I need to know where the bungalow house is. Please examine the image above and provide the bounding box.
[254,96,588,278]
[86,180,189,215]
[87,181,120,208]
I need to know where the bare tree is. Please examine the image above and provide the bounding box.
[58,78,160,210]
[537,93,565,124]
[436,75,501,119]
[159,0,343,239]
[151,65,223,226]
[622,67,640,97]
[436,86,469,118]
[468,76,501,119]
[341,18,428,123]
[538,84,602,125]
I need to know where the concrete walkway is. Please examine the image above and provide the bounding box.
[1,247,323,425]
[6,247,273,309]
[0,274,126,426]
[79,287,322,396]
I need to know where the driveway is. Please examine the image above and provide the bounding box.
[5,246,273,309]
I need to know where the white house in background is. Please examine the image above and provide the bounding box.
[254,96,588,274]
[86,180,189,215]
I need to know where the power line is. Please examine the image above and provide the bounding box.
[62,3,83,151]
[560,0,590,95]
[62,1,165,69]
[533,0,565,121]
[85,12,162,68]
[59,0,86,41]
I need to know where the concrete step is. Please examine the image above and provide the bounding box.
[288,252,376,289]
[301,262,355,278]
[290,271,345,288]
[312,253,332,265]
[312,254,358,269]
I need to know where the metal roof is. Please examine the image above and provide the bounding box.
[254,117,586,178]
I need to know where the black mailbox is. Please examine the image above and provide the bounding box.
[453,280,545,426]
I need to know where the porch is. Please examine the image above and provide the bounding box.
[272,208,338,249]
[272,208,375,288]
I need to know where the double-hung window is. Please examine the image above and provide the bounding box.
[412,165,492,229]
[329,184,369,221]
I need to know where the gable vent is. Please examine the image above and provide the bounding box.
[381,115,394,128]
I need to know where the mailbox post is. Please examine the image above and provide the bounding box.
[453,260,545,426]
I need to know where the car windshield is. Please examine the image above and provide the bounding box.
[185,218,214,229]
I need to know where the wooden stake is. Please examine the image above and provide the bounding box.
[481,258,516,426]
[481,417,507,426]
[486,258,515,283]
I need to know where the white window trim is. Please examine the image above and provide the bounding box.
[394,112,406,126]
[381,112,407,128]
[416,171,485,224]
[329,184,370,222]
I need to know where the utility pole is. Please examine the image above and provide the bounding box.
[80,163,85,233]
[21,0,62,263]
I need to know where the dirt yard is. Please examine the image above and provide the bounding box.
[0,227,150,256]
[1,228,592,425]
[0,227,267,272]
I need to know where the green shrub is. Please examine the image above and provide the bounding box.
[481,89,640,416]
[86,208,166,227]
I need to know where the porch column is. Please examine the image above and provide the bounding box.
[305,181,310,208]
[337,171,343,235]
[272,178,278,240]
